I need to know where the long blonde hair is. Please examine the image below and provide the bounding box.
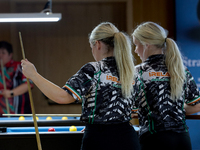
[89,22,135,98]
[132,22,185,100]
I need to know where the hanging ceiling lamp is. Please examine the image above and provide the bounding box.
[0,0,62,22]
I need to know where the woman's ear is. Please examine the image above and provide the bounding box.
[96,41,101,50]
[143,44,150,51]
[145,44,150,48]
[9,53,13,60]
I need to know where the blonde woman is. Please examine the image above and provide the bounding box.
[132,21,200,150]
[21,22,140,150]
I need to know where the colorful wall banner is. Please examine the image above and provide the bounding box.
[176,0,200,92]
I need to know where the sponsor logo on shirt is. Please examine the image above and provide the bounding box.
[106,75,135,85]
[149,72,170,77]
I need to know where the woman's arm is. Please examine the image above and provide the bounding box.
[184,103,200,115]
[1,83,29,98]
[21,59,75,104]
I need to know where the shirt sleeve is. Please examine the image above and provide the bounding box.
[184,68,200,105]
[62,63,96,102]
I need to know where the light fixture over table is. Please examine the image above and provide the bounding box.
[0,0,62,22]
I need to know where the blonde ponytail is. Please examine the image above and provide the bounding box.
[114,32,135,97]
[165,38,185,100]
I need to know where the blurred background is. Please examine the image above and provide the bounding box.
[0,0,176,114]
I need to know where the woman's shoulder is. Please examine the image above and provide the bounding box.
[135,62,147,72]
[80,61,101,74]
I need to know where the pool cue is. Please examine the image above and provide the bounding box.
[0,59,10,116]
[3,113,81,117]
[19,32,42,150]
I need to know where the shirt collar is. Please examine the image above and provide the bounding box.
[145,54,165,63]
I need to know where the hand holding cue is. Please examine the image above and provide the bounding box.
[19,32,42,150]
[0,59,10,115]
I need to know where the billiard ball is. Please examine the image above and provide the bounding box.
[46,117,52,120]
[32,116,39,120]
[48,127,55,132]
[19,116,25,121]
[69,125,77,132]
[62,117,68,120]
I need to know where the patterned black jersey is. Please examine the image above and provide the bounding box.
[133,54,200,136]
[62,57,133,124]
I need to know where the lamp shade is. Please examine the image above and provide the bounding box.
[0,13,62,22]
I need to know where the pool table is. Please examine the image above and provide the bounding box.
[0,126,85,150]
[0,116,85,127]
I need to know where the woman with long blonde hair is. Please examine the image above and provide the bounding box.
[21,22,140,150]
[132,21,200,150]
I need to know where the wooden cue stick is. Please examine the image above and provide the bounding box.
[0,59,10,115]
[3,114,81,117]
[19,32,42,150]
